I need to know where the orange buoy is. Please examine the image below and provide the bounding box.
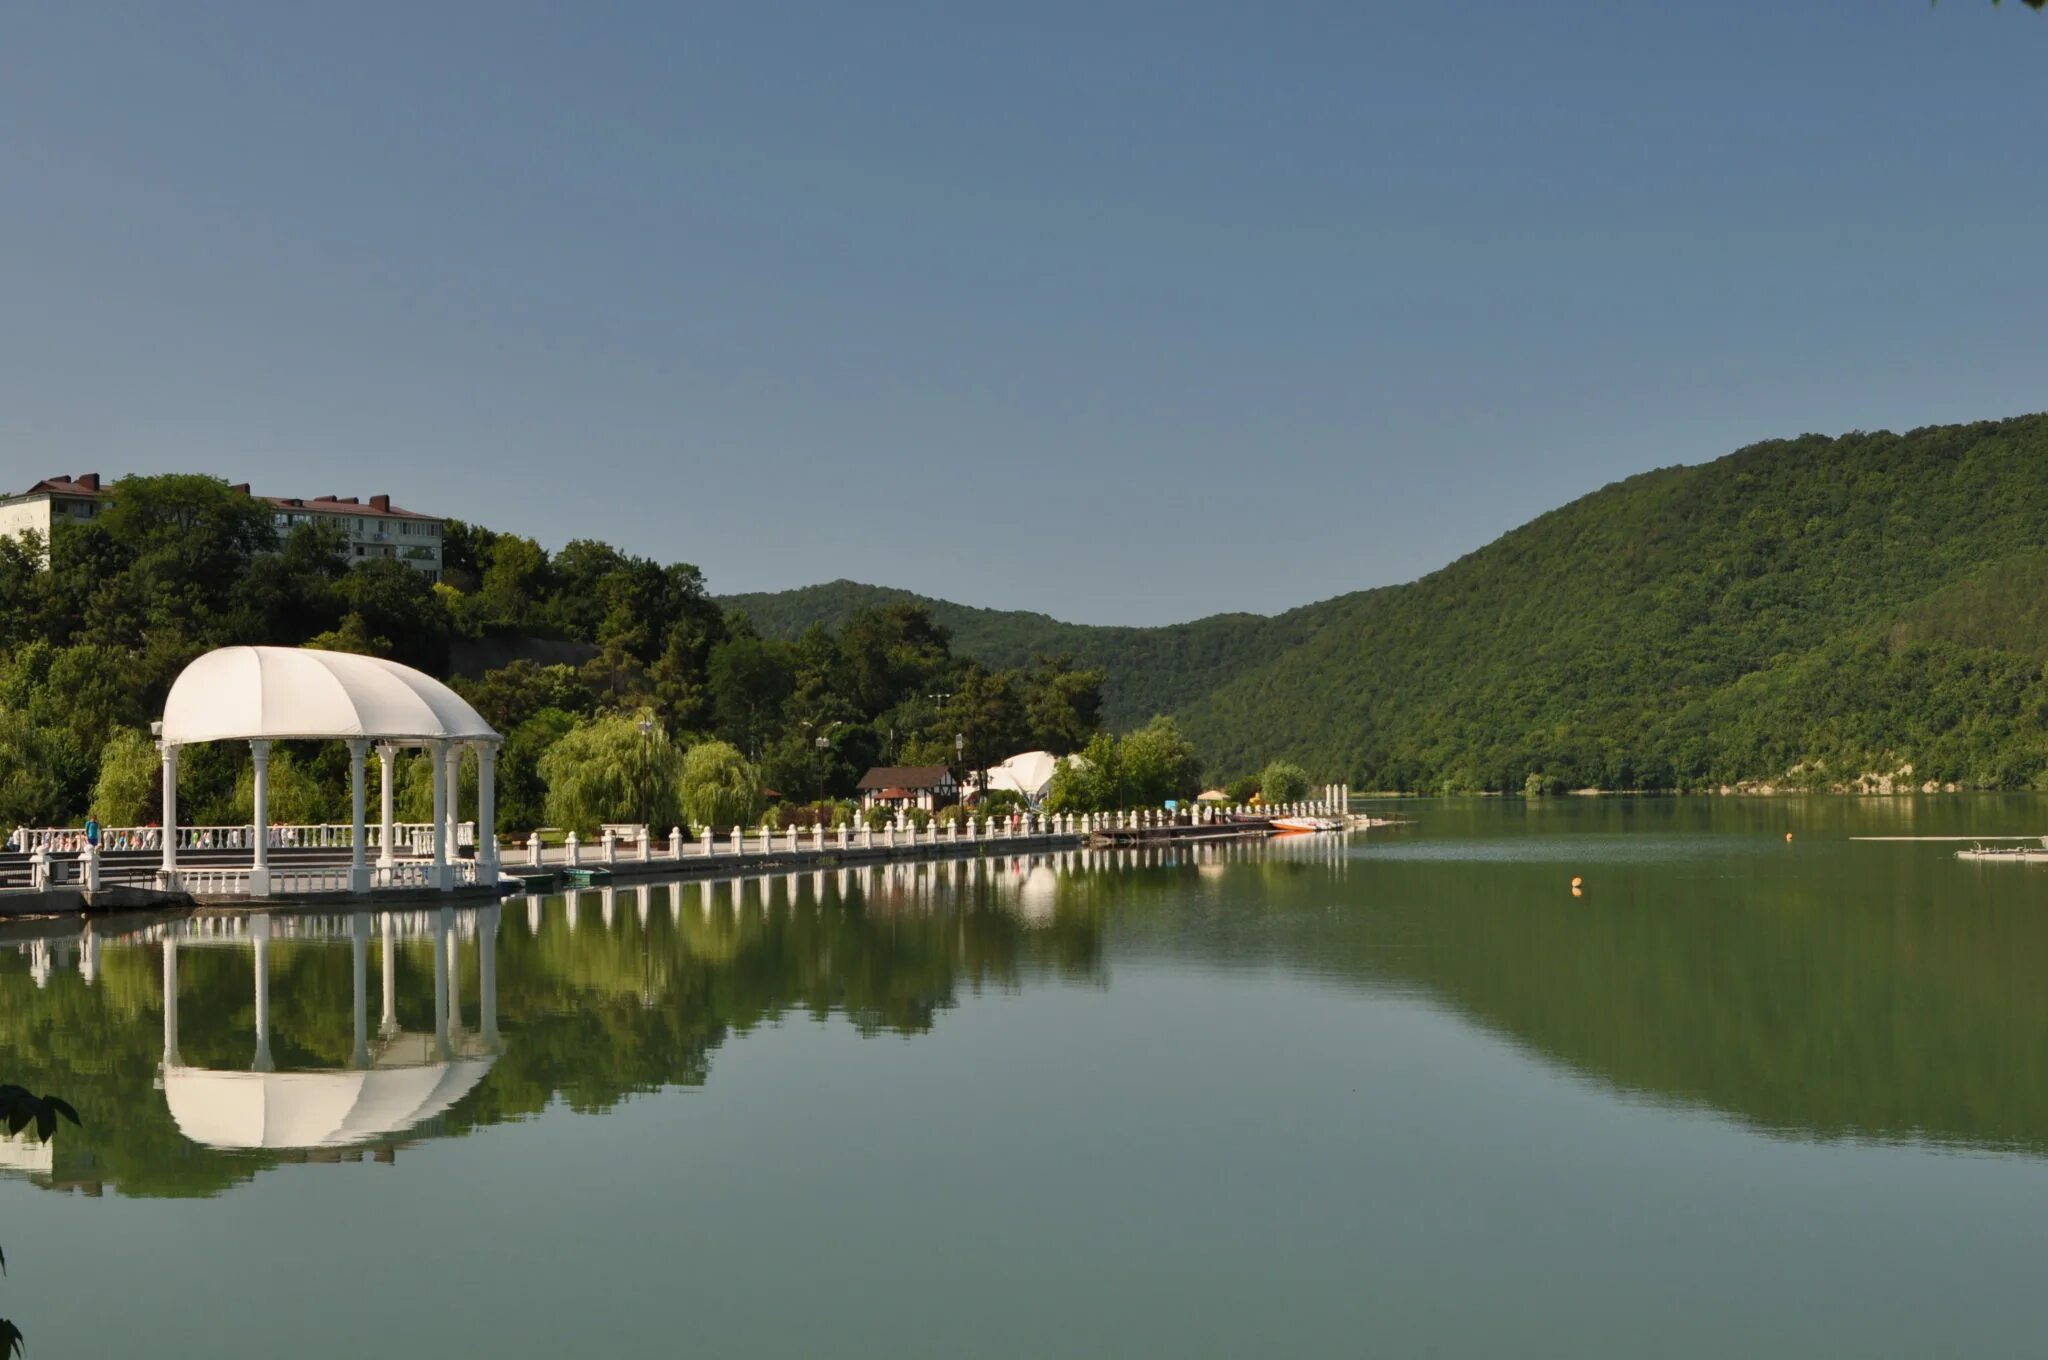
[1570,876,1583,889]
[1571,886,1583,898]
[1785,832,1794,842]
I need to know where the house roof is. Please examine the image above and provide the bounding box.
[856,765,955,791]
[265,493,439,522]
[11,476,439,522]
[18,473,103,496]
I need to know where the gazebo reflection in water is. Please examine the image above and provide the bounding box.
[157,906,502,1151]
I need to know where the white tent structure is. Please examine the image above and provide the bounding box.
[980,750,1064,806]
[156,646,501,894]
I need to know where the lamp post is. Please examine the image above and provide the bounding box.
[637,716,654,840]
[955,732,965,808]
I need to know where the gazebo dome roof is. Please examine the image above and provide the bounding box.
[163,1058,497,1150]
[161,646,496,745]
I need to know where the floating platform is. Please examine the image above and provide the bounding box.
[1955,845,2048,863]
[1086,820,1275,849]
[0,884,196,919]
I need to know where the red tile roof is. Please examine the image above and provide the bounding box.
[21,474,102,496]
[15,476,438,521]
[264,493,438,521]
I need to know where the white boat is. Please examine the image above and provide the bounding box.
[1270,816,1344,835]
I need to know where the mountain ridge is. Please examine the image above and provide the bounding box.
[725,412,2048,790]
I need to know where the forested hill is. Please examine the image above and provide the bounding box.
[717,580,1327,729]
[728,413,2048,792]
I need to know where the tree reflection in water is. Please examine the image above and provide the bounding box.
[0,852,1116,1198]
[10,821,2046,1203]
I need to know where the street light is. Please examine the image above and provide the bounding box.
[636,716,654,839]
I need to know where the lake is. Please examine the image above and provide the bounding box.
[6,797,2048,1357]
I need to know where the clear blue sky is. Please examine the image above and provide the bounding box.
[2,2,2041,624]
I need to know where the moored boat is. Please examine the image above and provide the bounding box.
[1270,816,1344,835]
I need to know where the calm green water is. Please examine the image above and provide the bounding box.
[7,797,2048,1357]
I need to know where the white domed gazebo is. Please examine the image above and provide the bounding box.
[156,646,502,896]
[160,908,502,1151]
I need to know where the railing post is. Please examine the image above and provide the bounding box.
[671,827,685,861]
[566,832,582,868]
[528,833,543,868]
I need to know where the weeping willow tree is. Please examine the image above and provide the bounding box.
[680,740,763,831]
[91,727,159,825]
[538,711,689,835]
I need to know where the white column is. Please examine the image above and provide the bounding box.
[443,743,463,858]
[376,744,398,868]
[161,928,180,1068]
[249,739,272,897]
[379,913,398,1036]
[445,918,462,1038]
[476,741,499,877]
[348,739,370,894]
[159,743,180,879]
[429,740,450,890]
[349,912,371,1068]
[251,913,274,1072]
[480,903,500,1051]
[432,906,452,1058]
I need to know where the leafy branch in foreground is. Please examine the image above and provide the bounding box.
[1,1086,80,1358]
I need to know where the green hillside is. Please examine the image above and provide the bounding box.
[732,413,2048,792]
[718,580,1323,729]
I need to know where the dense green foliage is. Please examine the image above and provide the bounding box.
[1258,761,1310,804]
[719,580,1316,732]
[1045,716,1202,812]
[737,415,2048,793]
[0,475,1113,831]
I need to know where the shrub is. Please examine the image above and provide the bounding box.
[1259,761,1311,804]
[976,788,1026,818]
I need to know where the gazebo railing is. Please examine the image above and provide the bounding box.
[9,822,475,854]
[163,860,482,895]
[268,865,353,894]
[166,866,254,896]
[371,862,436,890]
